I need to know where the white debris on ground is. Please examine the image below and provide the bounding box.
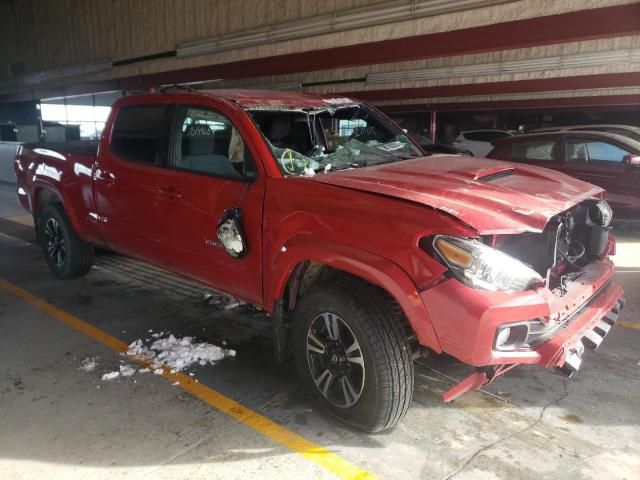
[119,364,136,377]
[101,371,120,381]
[202,290,245,310]
[78,357,97,372]
[129,334,235,371]
[97,331,235,382]
[101,364,137,380]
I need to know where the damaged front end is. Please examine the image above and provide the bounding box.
[492,198,614,294]
[421,199,625,402]
[443,294,625,402]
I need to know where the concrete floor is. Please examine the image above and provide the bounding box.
[0,183,639,480]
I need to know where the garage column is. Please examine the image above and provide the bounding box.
[430,110,437,142]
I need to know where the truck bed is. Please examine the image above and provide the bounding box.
[22,140,99,156]
[15,139,101,244]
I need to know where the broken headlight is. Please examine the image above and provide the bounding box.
[432,235,544,293]
[587,200,613,227]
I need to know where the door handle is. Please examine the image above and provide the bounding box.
[159,187,182,200]
[94,169,115,186]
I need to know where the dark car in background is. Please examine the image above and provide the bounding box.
[487,131,640,221]
[532,124,640,142]
[411,133,471,156]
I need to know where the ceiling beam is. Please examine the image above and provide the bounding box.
[2,3,639,103]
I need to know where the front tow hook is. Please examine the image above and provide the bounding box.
[560,341,585,378]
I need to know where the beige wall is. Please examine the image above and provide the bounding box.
[0,0,385,76]
[1,0,637,88]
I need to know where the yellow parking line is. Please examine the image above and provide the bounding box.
[0,277,377,480]
[618,319,640,331]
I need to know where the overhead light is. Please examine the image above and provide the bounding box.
[159,79,223,88]
[366,48,640,84]
[176,0,513,58]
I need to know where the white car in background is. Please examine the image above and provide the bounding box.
[453,129,515,157]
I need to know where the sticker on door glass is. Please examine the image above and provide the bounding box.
[377,141,406,152]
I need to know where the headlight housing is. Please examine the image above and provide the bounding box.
[432,235,543,293]
[587,199,613,227]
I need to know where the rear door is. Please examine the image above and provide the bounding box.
[560,136,640,218]
[156,102,265,304]
[93,103,171,264]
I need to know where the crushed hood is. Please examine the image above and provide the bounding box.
[306,156,603,234]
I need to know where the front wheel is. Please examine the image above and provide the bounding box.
[293,278,414,432]
[37,204,94,279]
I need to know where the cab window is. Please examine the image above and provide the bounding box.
[110,105,169,165]
[172,106,251,180]
[566,139,629,163]
[512,140,556,161]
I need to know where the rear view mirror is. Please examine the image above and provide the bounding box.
[623,154,640,166]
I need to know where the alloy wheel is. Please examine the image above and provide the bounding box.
[306,312,365,408]
[44,218,66,268]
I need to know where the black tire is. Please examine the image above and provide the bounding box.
[463,150,473,156]
[37,204,94,279]
[293,277,414,432]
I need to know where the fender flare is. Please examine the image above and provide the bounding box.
[266,234,442,352]
[31,182,89,240]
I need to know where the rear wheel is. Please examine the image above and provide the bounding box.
[37,204,94,279]
[293,278,414,432]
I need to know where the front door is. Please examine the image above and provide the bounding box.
[156,104,265,304]
[94,103,172,264]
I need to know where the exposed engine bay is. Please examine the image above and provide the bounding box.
[491,199,613,295]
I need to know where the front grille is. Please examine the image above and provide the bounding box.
[526,280,611,348]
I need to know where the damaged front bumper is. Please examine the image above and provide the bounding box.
[419,260,625,402]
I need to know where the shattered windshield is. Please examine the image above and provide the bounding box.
[248,103,423,176]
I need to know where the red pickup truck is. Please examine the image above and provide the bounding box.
[14,89,625,432]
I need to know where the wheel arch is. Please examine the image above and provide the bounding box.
[267,235,442,353]
[32,184,87,240]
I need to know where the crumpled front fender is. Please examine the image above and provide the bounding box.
[266,234,442,352]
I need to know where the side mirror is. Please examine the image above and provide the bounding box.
[623,154,640,166]
[217,208,247,258]
[242,151,258,182]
